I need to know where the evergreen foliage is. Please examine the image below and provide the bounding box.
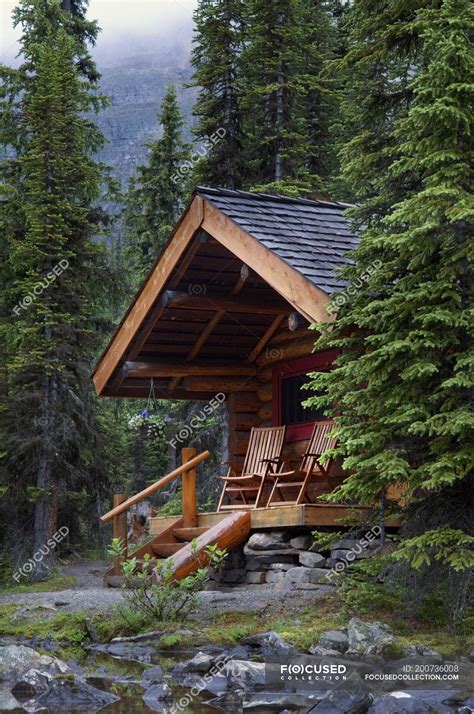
[190,0,246,189]
[241,0,338,196]
[0,0,114,575]
[306,0,473,583]
[125,84,189,280]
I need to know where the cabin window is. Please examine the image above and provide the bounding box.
[272,350,338,441]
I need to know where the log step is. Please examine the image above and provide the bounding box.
[172,527,208,541]
[151,542,183,557]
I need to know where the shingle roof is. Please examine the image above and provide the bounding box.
[196,186,359,295]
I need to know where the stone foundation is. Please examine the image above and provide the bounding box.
[212,528,381,589]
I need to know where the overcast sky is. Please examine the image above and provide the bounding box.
[1,0,198,65]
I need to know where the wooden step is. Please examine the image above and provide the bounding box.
[172,527,208,541]
[151,542,183,557]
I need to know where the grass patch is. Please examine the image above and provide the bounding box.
[0,574,79,594]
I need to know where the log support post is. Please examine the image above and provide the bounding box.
[182,447,197,528]
[113,493,128,574]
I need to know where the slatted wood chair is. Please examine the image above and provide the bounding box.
[217,426,287,511]
[265,421,337,507]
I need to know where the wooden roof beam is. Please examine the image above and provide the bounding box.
[124,361,257,379]
[245,314,286,363]
[164,290,289,315]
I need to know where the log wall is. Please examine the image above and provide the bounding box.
[226,325,345,499]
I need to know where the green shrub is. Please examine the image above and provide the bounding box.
[108,538,227,622]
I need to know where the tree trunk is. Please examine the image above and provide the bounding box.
[33,375,59,580]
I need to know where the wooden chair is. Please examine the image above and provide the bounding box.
[217,426,287,511]
[266,421,337,507]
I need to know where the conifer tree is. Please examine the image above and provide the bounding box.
[306,0,473,597]
[0,0,113,576]
[125,84,189,279]
[241,0,337,196]
[190,0,246,189]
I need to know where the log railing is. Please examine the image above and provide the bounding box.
[101,449,210,566]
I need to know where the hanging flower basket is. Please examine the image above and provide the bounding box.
[128,380,165,439]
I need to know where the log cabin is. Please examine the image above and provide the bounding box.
[93,188,393,584]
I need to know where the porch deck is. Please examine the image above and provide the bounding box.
[150,503,399,534]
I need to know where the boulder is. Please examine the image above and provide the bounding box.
[246,532,291,550]
[0,689,23,711]
[347,618,394,655]
[247,549,299,568]
[142,683,173,710]
[290,535,314,550]
[309,688,372,713]
[308,645,342,656]
[223,659,266,690]
[299,552,326,568]
[0,645,70,682]
[35,675,120,711]
[403,644,442,659]
[91,642,156,662]
[265,571,286,584]
[244,691,325,710]
[318,630,349,653]
[285,567,330,584]
[330,548,355,561]
[182,651,216,673]
[368,693,432,713]
[268,562,295,571]
[243,631,298,657]
[141,665,163,684]
[246,571,266,584]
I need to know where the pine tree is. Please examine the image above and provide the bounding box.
[306,0,473,600]
[125,84,189,279]
[190,0,246,189]
[241,0,337,196]
[0,0,113,577]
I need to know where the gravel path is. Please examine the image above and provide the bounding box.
[0,559,327,619]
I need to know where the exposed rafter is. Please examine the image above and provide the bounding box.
[124,361,257,379]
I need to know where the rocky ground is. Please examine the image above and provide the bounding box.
[1,620,472,713]
[0,558,325,619]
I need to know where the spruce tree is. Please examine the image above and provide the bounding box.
[0,0,112,577]
[241,0,337,196]
[190,0,246,189]
[306,0,473,605]
[125,84,189,280]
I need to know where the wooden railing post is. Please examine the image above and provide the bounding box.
[113,493,128,575]
[181,447,197,528]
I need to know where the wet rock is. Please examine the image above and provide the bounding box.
[182,651,216,673]
[142,683,173,711]
[368,693,432,713]
[309,688,372,713]
[246,532,291,550]
[318,630,349,653]
[285,567,330,584]
[243,631,298,657]
[299,551,326,567]
[223,659,266,689]
[347,618,394,655]
[0,689,24,711]
[141,665,163,684]
[0,645,70,682]
[89,642,156,662]
[36,675,120,711]
[244,690,325,710]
